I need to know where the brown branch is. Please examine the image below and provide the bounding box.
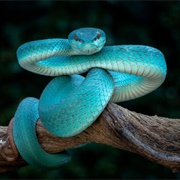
[0,103,180,173]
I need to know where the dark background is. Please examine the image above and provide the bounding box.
[0,1,180,179]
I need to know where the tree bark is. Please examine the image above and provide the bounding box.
[0,103,180,173]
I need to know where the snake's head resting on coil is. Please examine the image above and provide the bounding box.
[68,27,106,55]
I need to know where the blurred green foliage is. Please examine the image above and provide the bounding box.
[1,1,180,179]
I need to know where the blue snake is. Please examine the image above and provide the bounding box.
[12,27,167,169]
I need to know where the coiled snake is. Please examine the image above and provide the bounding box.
[12,27,167,169]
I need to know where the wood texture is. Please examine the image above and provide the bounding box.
[0,103,180,173]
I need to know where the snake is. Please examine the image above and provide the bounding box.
[12,27,167,169]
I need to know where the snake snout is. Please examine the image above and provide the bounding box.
[82,44,103,55]
[85,48,96,55]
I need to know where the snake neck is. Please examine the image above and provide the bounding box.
[17,39,79,65]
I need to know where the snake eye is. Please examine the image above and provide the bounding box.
[74,34,82,43]
[94,32,101,41]
[97,32,100,39]
[74,34,78,41]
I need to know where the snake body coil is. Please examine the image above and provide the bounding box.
[13,27,167,169]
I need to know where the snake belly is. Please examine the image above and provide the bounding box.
[13,36,167,169]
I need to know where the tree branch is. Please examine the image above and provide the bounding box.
[0,103,180,173]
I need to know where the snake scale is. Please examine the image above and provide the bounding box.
[12,27,167,169]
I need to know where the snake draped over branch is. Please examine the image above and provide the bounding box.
[11,27,167,169]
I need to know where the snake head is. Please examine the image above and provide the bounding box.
[68,27,106,55]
